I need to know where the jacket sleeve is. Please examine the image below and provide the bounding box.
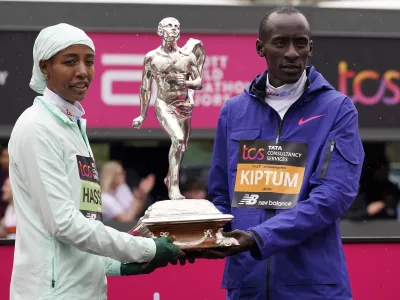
[19,122,156,264]
[209,103,231,216]
[248,98,365,260]
[105,258,121,276]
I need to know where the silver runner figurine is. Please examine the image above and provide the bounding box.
[132,17,206,200]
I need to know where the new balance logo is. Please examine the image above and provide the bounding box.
[238,194,259,205]
[86,213,97,220]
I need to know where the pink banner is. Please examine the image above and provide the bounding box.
[1,243,399,300]
[84,32,265,129]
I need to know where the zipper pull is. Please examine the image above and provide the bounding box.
[320,140,335,179]
[330,141,335,151]
[52,280,55,288]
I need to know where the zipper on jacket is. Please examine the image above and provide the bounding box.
[51,237,56,288]
[321,140,335,178]
[76,120,93,159]
[276,118,284,144]
[253,82,310,299]
[274,102,296,143]
[266,210,273,300]
[269,90,309,144]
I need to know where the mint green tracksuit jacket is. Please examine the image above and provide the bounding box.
[8,92,156,300]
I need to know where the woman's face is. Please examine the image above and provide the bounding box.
[2,178,12,203]
[40,44,95,102]
[114,165,126,187]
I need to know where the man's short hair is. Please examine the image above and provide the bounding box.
[157,17,179,36]
[258,5,308,40]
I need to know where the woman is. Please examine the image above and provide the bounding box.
[100,161,154,223]
[0,178,16,239]
[0,146,9,219]
[8,23,182,300]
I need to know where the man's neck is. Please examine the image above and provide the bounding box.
[267,71,306,89]
[268,75,286,88]
[266,70,307,101]
[161,40,178,53]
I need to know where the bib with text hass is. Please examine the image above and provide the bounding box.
[76,155,102,221]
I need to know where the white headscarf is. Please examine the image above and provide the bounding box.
[29,23,95,94]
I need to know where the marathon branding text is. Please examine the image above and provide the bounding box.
[77,155,99,183]
[76,155,102,221]
[242,144,303,162]
[233,140,308,209]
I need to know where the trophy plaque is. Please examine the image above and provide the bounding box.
[129,17,238,250]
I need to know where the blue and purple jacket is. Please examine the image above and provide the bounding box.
[208,66,364,300]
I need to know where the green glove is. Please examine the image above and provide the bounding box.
[151,237,181,264]
[120,262,145,276]
[120,237,181,276]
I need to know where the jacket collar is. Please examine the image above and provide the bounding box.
[35,88,86,126]
[247,66,334,105]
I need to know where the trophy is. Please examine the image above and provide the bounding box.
[129,17,238,250]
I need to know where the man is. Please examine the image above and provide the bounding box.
[132,17,205,200]
[206,6,364,300]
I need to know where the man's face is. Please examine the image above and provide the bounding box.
[256,13,313,87]
[39,44,95,102]
[0,148,9,170]
[161,18,180,42]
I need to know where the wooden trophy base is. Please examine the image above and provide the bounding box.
[128,199,239,250]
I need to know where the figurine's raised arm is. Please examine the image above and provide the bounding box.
[185,53,202,90]
[181,38,206,93]
[132,53,154,129]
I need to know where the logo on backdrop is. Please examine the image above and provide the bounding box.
[338,61,400,105]
[99,53,248,107]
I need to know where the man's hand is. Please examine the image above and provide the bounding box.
[367,201,386,216]
[0,224,6,238]
[132,116,144,129]
[169,253,196,266]
[176,73,187,90]
[184,230,257,260]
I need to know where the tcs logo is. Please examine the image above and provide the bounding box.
[242,144,265,160]
[100,53,157,106]
[338,60,400,105]
[79,162,93,179]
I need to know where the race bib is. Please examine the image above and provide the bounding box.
[232,140,308,209]
[76,155,102,221]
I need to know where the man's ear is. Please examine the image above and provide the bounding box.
[256,39,264,57]
[39,60,49,78]
[308,40,313,58]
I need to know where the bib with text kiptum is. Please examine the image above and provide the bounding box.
[232,140,308,209]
